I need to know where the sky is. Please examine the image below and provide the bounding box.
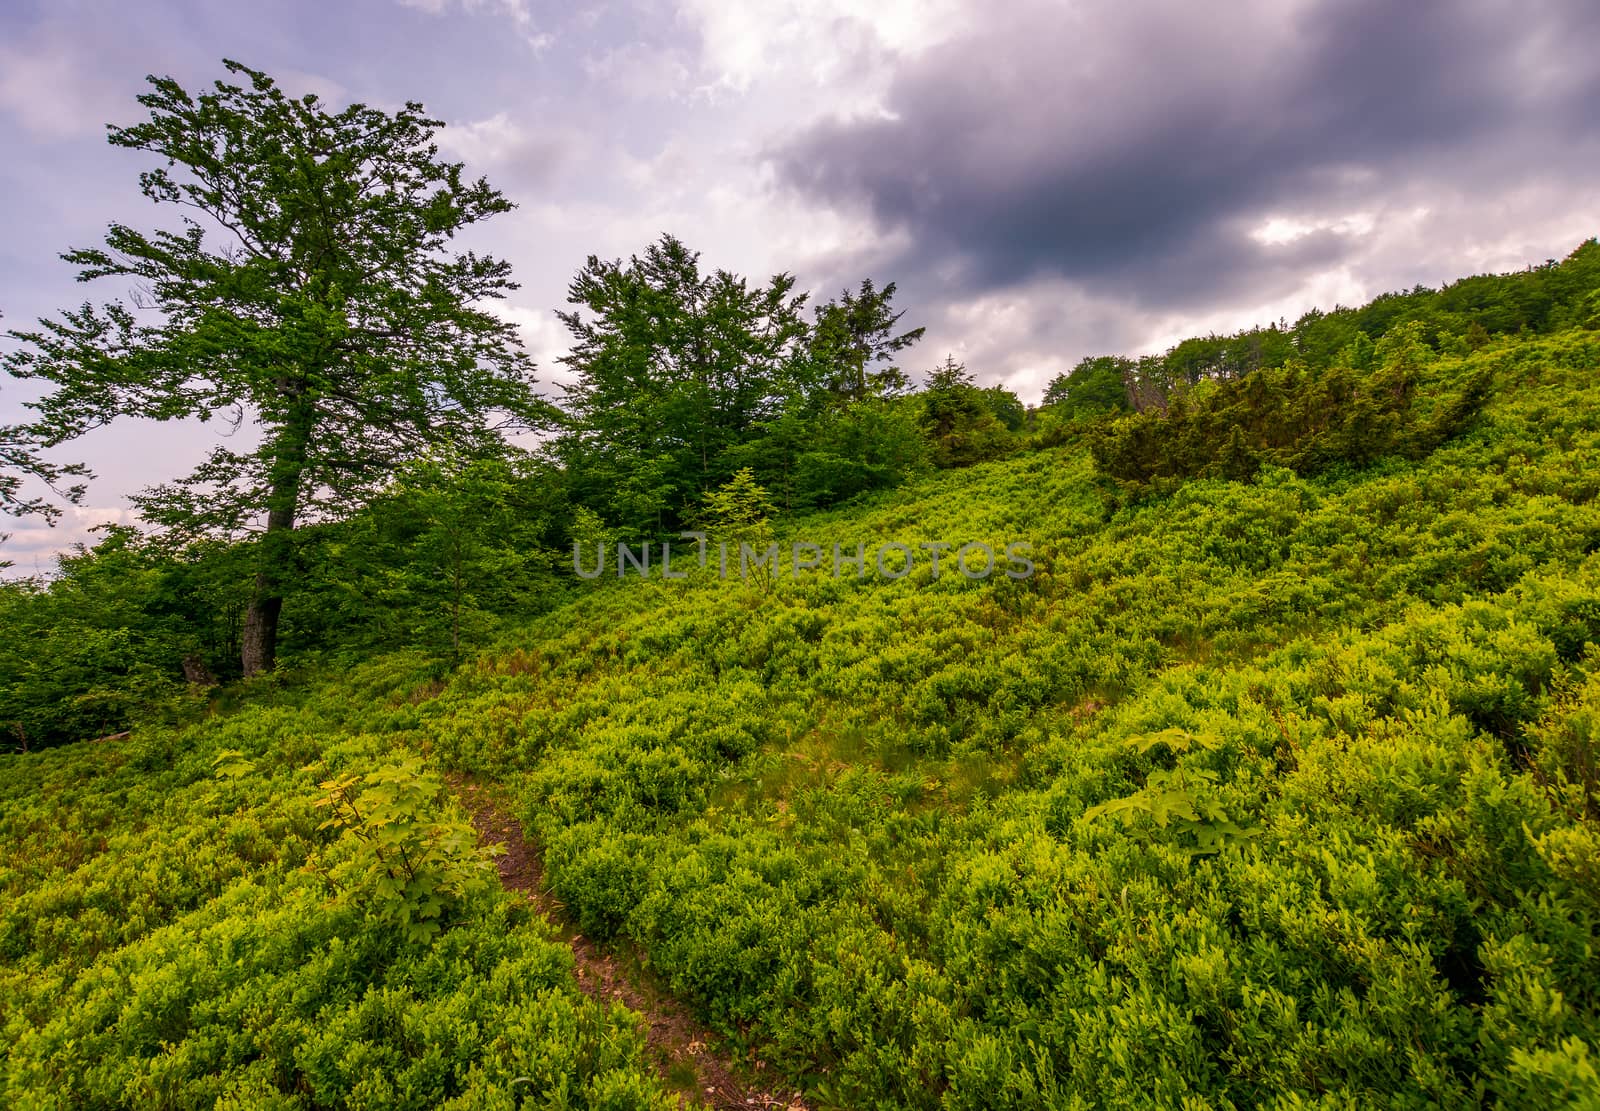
[2,0,1598,569]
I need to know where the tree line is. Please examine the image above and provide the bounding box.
[2,59,1597,747]
[0,61,1020,725]
[1040,239,1600,418]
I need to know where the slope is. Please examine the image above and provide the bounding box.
[4,328,1600,1109]
[417,329,1600,1108]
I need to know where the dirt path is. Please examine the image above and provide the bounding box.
[452,778,810,1111]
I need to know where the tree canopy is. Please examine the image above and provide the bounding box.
[805,279,925,403]
[0,422,87,523]
[553,235,809,534]
[551,235,933,533]
[3,60,541,673]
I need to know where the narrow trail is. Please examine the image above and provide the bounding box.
[452,779,811,1111]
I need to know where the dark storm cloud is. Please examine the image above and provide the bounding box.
[775,0,1600,308]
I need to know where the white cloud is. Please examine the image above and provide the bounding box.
[924,279,1152,402]
[584,41,696,101]
[433,112,590,201]
[393,0,553,50]
[675,0,973,109]
[487,301,571,380]
[1250,212,1377,248]
[438,112,531,164]
[0,504,140,576]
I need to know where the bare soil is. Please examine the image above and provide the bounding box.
[451,777,811,1111]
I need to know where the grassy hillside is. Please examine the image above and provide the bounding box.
[0,669,678,1109]
[5,328,1600,1108]
[425,330,1600,1108]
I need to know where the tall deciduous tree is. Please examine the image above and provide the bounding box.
[1041,355,1134,420]
[3,61,541,674]
[555,235,809,532]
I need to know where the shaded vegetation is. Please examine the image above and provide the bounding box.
[1089,323,1494,491]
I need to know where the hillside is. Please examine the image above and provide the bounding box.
[4,326,1599,1107]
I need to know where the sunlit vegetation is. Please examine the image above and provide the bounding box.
[8,290,1600,1109]
[4,58,1600,1111]
[0,657,676,1108]
[403,328,1600,1108]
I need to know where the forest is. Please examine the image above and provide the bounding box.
[2,61,1599,1109]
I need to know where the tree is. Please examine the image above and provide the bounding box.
[923,354,975,394]
[980,386,1026,432]
[1,424,88,522]
[299,450,560,661]
[701,467,776,554]
[1039,372,1073,409]
[1041,356,1133,421]
[790,397,929,510]
[4,60,541,675]
[1119,354,1175,413]
[919,356,1011,467]
[0,527,207,749]
[554,235,809,533]
[806,279,925,403]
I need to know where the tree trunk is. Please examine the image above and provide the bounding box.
[241,400,312,678]
[181,653,217,686]
[241,496,296,677]
[240,593,282,677]
[450,533,462,662]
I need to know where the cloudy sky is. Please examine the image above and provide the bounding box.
[2,0,1598,568]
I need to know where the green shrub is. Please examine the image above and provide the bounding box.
[0,673,674,1109]
[308,757,502,943]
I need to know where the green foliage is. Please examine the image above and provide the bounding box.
[746,397,931,512]
[1038,355,1132,422]
[1081,729,1261,855]
[919,356,1013,468]
[0,423,88,523]
[309,757,501,943]
[806,279,925,403]
[1090,330,1492,490]
[11,208,1600,1111]
[286,451,564,662]
[699,468,776,548]
[4,59,542,675]
[399,329,1600,1109]
[2,305,88,521]
[0,660,675,1108]
[0,454,564,748]
[978,385,1026,432]
[1164,324,1298,387]
[553,234,811,533]
[1530,654,1600,828]
[0,528,233,749]
[552,238,935,534]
